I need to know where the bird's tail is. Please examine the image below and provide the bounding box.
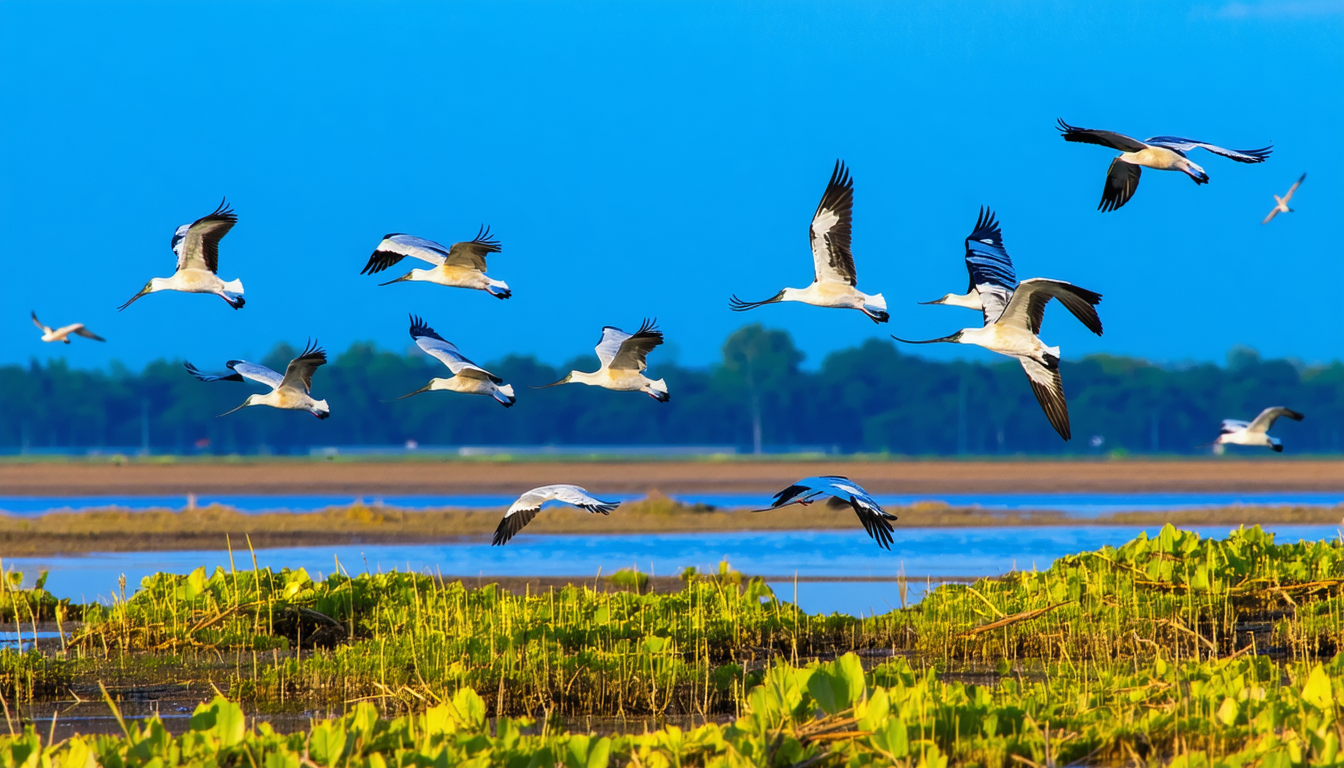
[1184,163,1209,185]
[487,280,512,300]
[224,278,244,295]
[647,379,670,403]
[494,384,517,407]
[864,293,889,324]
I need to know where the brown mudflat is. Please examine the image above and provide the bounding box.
[2,458,1343,496]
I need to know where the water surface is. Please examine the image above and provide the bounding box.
[6,524,1336,616]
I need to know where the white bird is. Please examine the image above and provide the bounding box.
[729,161,889,323]
[360,226,510,298]
[119,199,245,310]
[1057,119,1272,212]
[755,476,897,550]
[1262,173,1306,224]
[185,340,331,419]
[492,485,620,545]
[393,315,516,407]
[1212,407,1304,453]
[894,279,1104,441]
[538,320,670,402]
[31,311,104,344]
[922,208,1104,336]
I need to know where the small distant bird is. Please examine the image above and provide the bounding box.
[393,315,516,407]
[119,199,245,310]
[360,226,510,298]
[185,340,331,419]
[31,311,104,344]
[729,161,888,323]
[1057,119,1272,212]
[538,320,670,401]
[1212,407,1304,453]
[1262,173,1306,224]
[921,208,1103,336]
[492,485,620,545]
[755,476,897,550]
[894,279,1103,440]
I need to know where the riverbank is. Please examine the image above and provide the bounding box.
[0,495,1338,556]
[3,457,1344,495]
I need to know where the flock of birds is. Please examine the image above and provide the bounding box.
[28,120,1311,549]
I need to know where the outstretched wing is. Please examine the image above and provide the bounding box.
[1020,356,1070,441]
[609,319,663,371]
[1284,173,1306,202]
[361,234,450,275]
[963,207,1017,324]
[174,199,237,273]
[1220,419,1250,435]
[1100,159,1142,212]
[1246,407,1304,434]
[30,311,46,332]
[1145,137,1272,164]
[184,361,246,383]
[444,225,502,271]
[493,484,618,545]
[809,160,856,285]
[1057,119,1149,152]
[996,279,1103,336]
[279,340,327,394]
[823,478,897,550]
[408,315,501,382]
[227,361,285,389]
[71,325,105,341]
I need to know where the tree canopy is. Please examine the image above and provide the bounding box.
[3,324,1340,455]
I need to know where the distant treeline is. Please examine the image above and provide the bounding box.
[2,325,1340,455]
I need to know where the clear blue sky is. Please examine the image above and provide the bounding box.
[2,1,1340,372]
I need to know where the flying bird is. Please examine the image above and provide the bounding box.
[922,208,1103,336]
[729,161,889,323]
[360,226,510,298]
[185,340,331,419]
[492,485,621,545]
[392,315,516,407]
[31,311,104,344]
[1212,407,1304,453]
[755,476,897,550]
[894,279,1104,440]
[538,320,670,401]
[1057,119,1272,212]
[1262,173,1306,224]
[119,199,245,310]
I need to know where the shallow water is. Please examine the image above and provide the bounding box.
[5,524,1337,615]
[1,490,1341,517]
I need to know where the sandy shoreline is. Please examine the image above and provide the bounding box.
[3,458,1344,496]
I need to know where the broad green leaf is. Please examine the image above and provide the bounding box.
[1301,664,1333,710]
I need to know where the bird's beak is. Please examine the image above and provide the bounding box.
[378,274,412,287]
[917,298,946,305]
[532,374,572,389]
[217,401,249,418]
[890,331,963,345]
[390,385,432,401]
[117,288,149,312]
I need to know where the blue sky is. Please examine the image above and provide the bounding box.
[1,1,1340,372]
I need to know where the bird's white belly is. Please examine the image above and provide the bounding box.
[794,281,868,309]
[597,370,649,392]
[969,324,1045,359]
[425,266,489,289]
[172,269,227,293]
[443,376,494,396]
[1122,147,1184,171]
[1221,431,1267,447]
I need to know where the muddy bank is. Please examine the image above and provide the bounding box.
[3,458,1344,496]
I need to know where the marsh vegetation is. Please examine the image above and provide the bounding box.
[3,524,1344,764]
